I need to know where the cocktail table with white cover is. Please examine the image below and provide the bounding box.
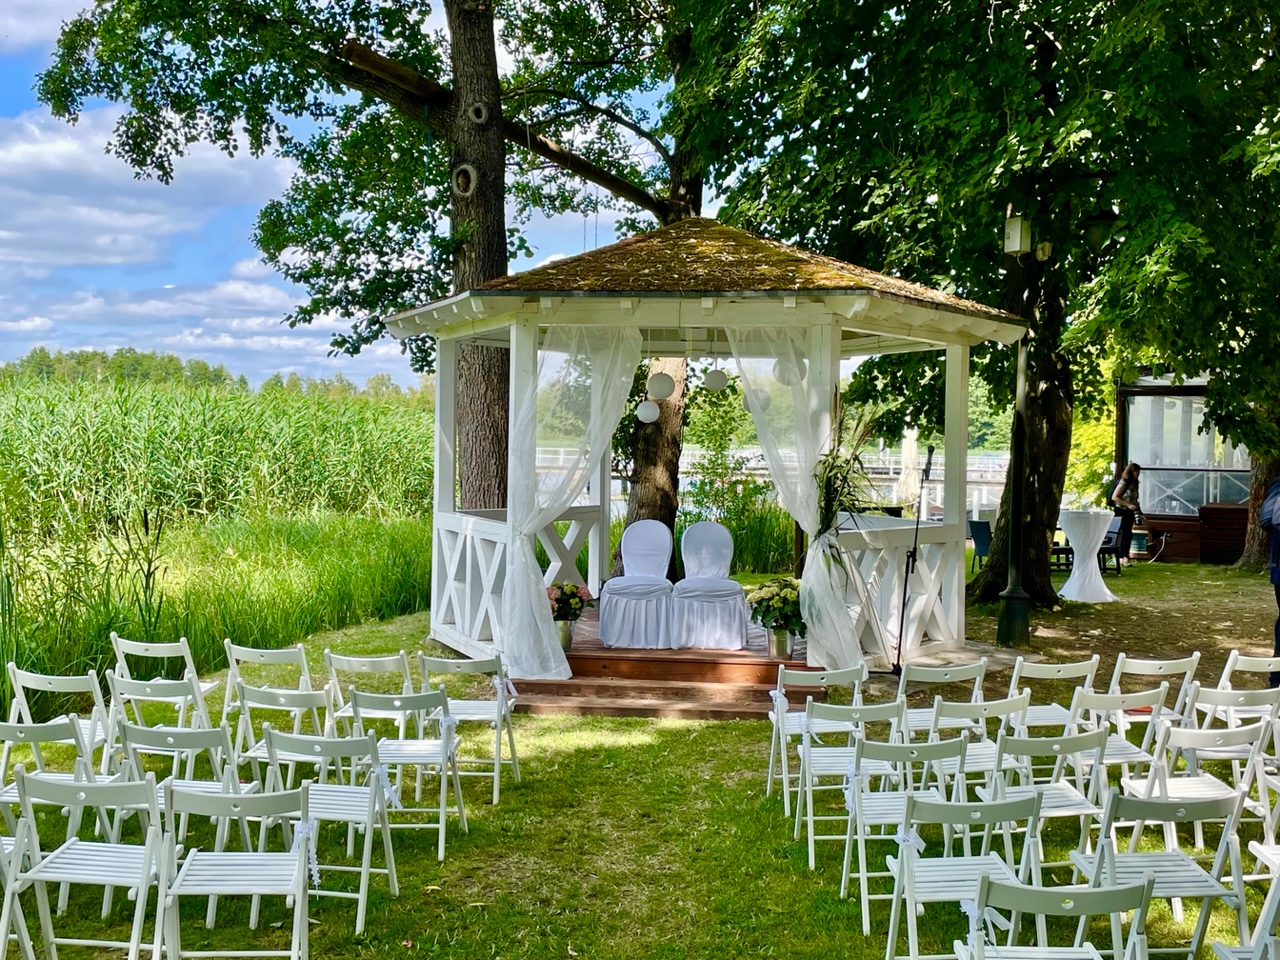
[1058,509,1117,603]
[599,519,674,649]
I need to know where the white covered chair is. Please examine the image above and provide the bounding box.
[671,521,748,650]
[598,519,673,649]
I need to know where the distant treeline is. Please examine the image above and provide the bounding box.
[0,346,426,398]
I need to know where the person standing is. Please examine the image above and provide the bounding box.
[1265,475,1280,686]
[1111,462,1143,566]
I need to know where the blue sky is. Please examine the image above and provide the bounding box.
[0,4,612,386]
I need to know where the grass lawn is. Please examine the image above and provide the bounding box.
[23,561,1280,959]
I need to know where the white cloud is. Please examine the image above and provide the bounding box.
[230,257,274,279]
[0,107,294,270]
[0,0,83,54]
[0,316,53,332]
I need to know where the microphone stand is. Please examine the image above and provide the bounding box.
[890,445,933,677]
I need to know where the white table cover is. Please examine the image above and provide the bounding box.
[1057,509,1117,603]
[599,519,673,648]
[672,521,747,650]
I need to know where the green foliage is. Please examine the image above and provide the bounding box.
[0,376,434,545]
[745,576,806,637]
[1065,412,1118,508]
[968,378,1012,453]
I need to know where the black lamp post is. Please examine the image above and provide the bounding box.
[996,333,1030,647]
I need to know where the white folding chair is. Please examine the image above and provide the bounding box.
[323,649,413,734]
[1007,655,1100,730]
[978,726,1108,885]
[110,633,219,727]
[0,715,108,839]
[417,653,520,805]
[349,686,469,861]
[954,871,1156,960]
[1238,839,1280,954]
[262,725,398,935]
[599,519,673,649]
[232,681,333,784]
[926,690,1031,792]
[118,721,258,846]
[220,640,312,725]
[793,698,904,869]
[3,768,165,960]
[886,791,1044,960]
[894,658,988,738]
[1067,683,1169,782]
[160,781,311,959]
[0,832,35,960]
[670,521,748,650]
[6,665,113,775]
[765,664,866,817]
[840,733,968,933]
[1071,787,1248,960]
[1108,652,1200,727]
[107,670,213,773]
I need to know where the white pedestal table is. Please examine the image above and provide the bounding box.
[1057,509,1117,603]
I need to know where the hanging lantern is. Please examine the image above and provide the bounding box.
[745,389,771,414]
[703,369,728,391]
[646,372,675,400]
[636,400,661,423]
[772,357,807,386]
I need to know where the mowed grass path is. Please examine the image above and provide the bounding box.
[36,561,1280,958]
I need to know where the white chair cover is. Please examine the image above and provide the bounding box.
[599,520,673,649]
[672,521,747,650]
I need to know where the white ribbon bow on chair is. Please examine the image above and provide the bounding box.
[291,817,322,887]
[893,828,925,854]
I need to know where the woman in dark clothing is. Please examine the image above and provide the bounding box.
[1111,462,1143,566]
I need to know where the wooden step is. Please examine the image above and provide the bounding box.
[517,677,774,703]
[565,648,807,685]
[513,694,773,720]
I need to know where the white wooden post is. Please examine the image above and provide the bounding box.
[589,444,611,597]
[807,319,841,666]
[505,320,540,647]
[431,337,457,619]
[943,343,969,646]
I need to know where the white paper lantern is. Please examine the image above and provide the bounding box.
[746,389,771,414]
[702,369,728,391]
[772,357,807,386]
[636,400,661,423]
[646,372,675,400]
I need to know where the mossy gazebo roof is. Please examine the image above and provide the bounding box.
[387,218,1024,355]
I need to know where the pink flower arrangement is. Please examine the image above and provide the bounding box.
[547,581,593,621]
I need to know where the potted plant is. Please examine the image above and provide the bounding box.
[746,577,806,659]
[547,581,593,651]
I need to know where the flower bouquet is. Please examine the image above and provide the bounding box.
[547,581,593,621]
[745,577,806,638]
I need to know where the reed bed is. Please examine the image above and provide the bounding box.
[0,377,435,709]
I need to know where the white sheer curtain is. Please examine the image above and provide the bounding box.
[725,326,865,670]
[502,325,642,679]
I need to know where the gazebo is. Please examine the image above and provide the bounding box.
[387,219,1024,680]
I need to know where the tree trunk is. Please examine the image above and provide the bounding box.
[1238,445,1280,569]
[445,0,509,510]
[615,357,688,578]
[968,253,1074,607]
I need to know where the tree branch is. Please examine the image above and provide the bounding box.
[506,85,671,164]
[341,40,668,219]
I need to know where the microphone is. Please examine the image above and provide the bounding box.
[923,444,935,481]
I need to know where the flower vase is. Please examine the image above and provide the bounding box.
[555,619,574,652]
[767,627,793,660]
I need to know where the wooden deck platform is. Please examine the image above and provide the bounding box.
[512,609,817,720]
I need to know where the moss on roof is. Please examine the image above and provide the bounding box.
[478,218,1014,322]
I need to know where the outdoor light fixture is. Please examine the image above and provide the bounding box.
[636,400,660,423]
[703,368,728,391]
[771,357,807,386]
[1003,216,1031,255]
[1083,210,1119,254]
[646,372,675,400]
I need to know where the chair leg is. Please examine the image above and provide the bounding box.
[766,723,779,799]
[491,721,502,806]
[437,769,449,862]
[505,713,521,784]
[32,881,58,960]
[355,821,375,935]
